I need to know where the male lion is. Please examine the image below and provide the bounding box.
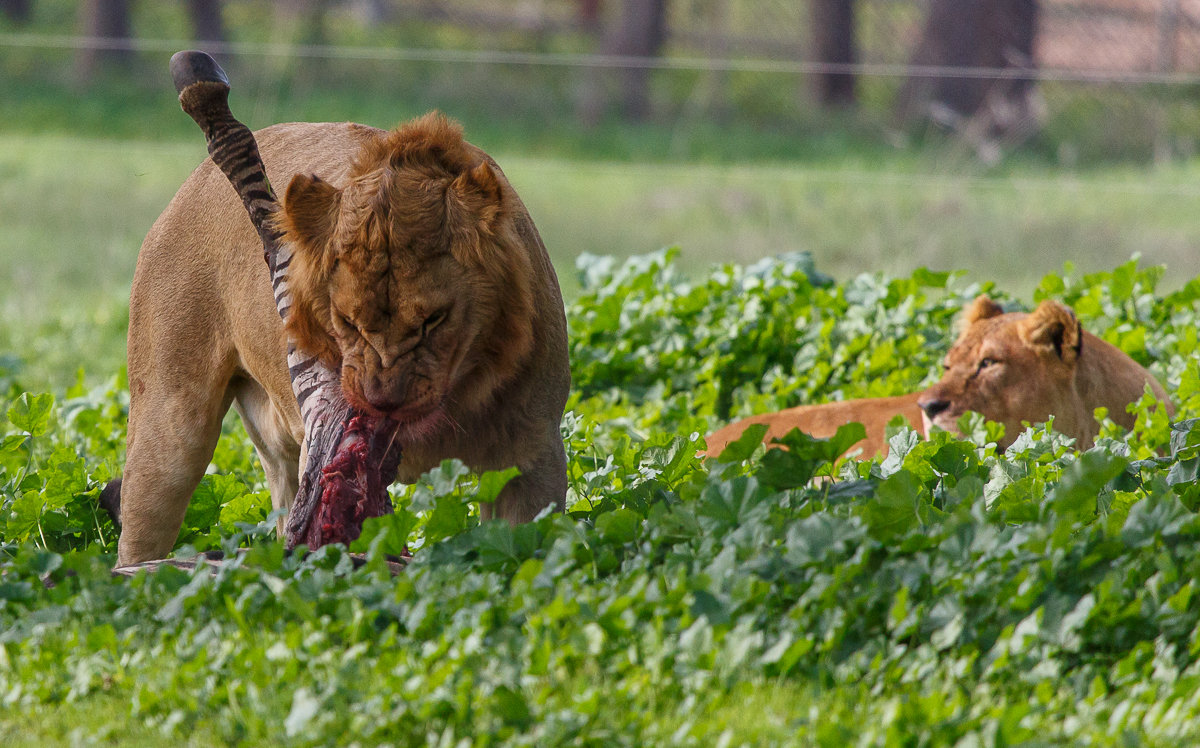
[706,296,1173,459]
[112,112,569,565]
[918,295,1173,450]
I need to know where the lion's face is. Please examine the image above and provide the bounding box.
[918,296,1084,449]
[276,114,534,433]
[327,247,471,422]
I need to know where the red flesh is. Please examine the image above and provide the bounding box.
[303,413,402,548]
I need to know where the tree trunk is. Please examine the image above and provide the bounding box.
[75,0,134,81]
[0,0,32,24]
[577,0,667,124]
[578,0,602,31]
[811,0,857,107]
[186,0,226,45]
[608,0,667,120]
[896,0,1040,140]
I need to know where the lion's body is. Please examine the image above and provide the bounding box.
[118,119,569,564]
[703,392,924,459]
[918,296,1173,450]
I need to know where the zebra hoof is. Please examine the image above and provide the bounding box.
[169,50,229,95]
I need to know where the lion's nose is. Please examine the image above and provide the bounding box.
[362,376,405,412]
[919,397,951,419]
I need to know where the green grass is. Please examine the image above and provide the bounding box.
[0,695,226,747]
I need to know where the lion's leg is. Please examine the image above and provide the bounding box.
[484,425,567,524]
[230,378,301,535]
[116,380,233,565]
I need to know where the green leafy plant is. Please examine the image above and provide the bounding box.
[2,253,1199,744]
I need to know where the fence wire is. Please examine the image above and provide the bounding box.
[4,0,1200,163]
[3,1,1200,296]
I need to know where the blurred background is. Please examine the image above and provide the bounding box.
[3,0,1200,386]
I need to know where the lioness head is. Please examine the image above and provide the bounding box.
[919,295,1117,450]
[276,113,535,434]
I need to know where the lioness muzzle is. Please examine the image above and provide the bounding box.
[170,49,403,549]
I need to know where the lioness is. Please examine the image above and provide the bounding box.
[112,112,570,565]
[706,296,1173,458]
[919,295,1173,449]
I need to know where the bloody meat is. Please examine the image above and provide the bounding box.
[302,413,405,549]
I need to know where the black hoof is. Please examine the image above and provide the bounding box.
[98,478,122,526]
[169,50,230,95]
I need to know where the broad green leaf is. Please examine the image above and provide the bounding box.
[476,466,521,504]
[0,581,35,602]
[696,475,763,530]
[825,421,869,460]
[492,685,533,729]
[352,508,418,556]
[783,513,864,565]
[714,422,767,463]
[5,490,44,542]
[6,392,54,437]
[423,494,471,545]
[217,489,271,528]
[185,473,248,536]
[861,469,928,542]
[757,422,865,490]
[595,507,639,545]
[0,433,26,455]
[1048,451,1127,525]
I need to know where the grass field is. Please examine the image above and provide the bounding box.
[4,131,1200,393]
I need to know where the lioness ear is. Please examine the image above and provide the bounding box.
[445,161,505,258]
[964,295,1005,325]
[279,174,344,368]
[954,295,1006,341]
[281,174,342,263]
[1020,299,1082,364]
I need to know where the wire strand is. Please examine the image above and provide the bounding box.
[5,32,1200,85]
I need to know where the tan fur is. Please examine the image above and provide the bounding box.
[704,393,925,459]
[117,114,570,565]
[919,295,1174,450]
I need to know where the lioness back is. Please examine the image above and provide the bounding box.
[704,392,925,459]
[131,122,385,428]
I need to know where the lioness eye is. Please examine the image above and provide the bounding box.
[979,357,998,369]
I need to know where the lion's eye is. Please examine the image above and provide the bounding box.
[979,357,998,369]
[422,308,449,337]
[335,311,356,331]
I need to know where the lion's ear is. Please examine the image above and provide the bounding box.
[445,161,505,259]
[281,174,342,265]
[279,174,343,368]
[1021,299,1082,364]
[964,295,1005,325]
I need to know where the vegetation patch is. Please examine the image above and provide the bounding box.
[3,252,1200,744]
